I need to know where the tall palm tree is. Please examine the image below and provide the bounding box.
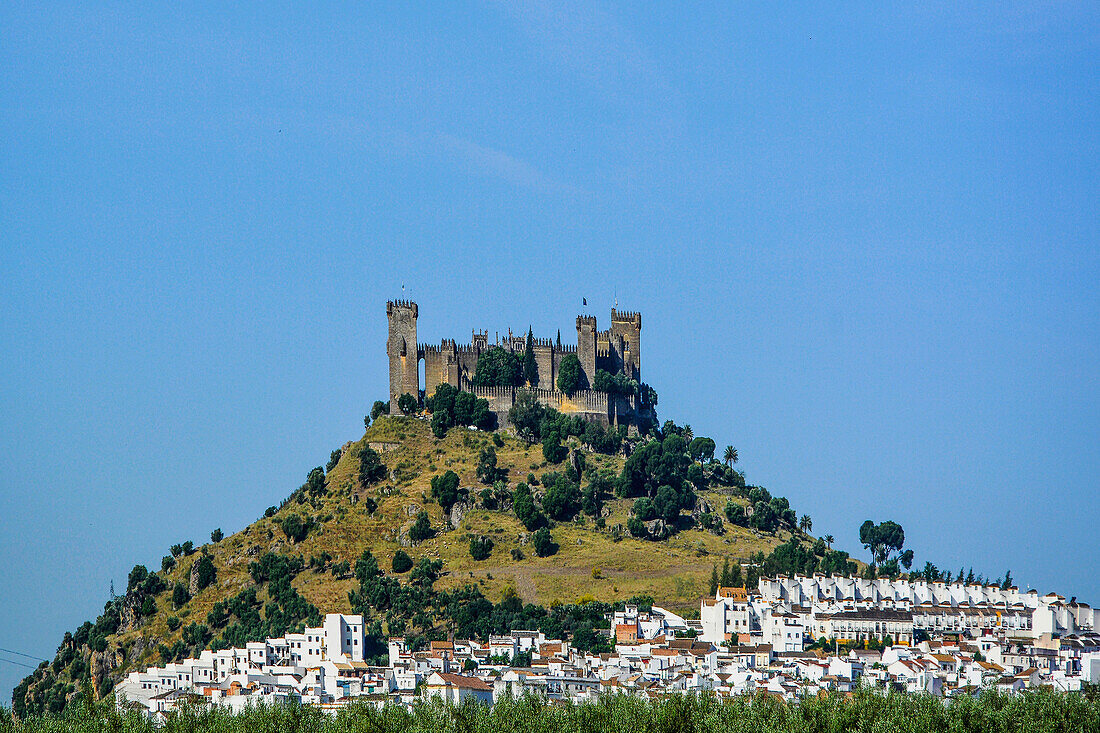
[682,424,693,442]
[824,534,834,549]
[723,446,738,466]
[799,514,812,533]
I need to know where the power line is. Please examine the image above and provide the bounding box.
[0,655,38,670]
[0,646,47,662]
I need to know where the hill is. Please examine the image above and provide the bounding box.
[12,412,841,716]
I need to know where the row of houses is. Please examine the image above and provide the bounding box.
[115,580,1100,718]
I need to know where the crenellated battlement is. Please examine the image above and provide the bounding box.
[611,308,641,327]
[387,299,418,316]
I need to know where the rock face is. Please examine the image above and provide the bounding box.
[644,518,671,540]
[117,594,142,634]
[449,500,473,529]
[188,560,200,595]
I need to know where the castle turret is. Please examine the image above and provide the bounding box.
[610,309,642,381]
[386,300,419,412]
[576,315,597,390]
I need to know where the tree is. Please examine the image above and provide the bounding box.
[358,445,387,486]
[280,513,310,543]
[723,446,738,466]
[542,434,567,464]
[725,501,746,526]
[859,520,905,564]
[302,466,327,497]
[194,554,217,591]
[354,550,381,584]
[556,354,582,395]
[469,536,494,561]
[900,549,914,570]
[392,550,413,573]
[398,392,418,415]
[531,528,557,557]
[181,541,194,556]
[430,470,461,513]
[476,446,504,484]
[210,528,224,543]
[543,474,581,521]
[172,583,190,609]
[688,437,716,463]
[472,346,523,387]
[509,390,546,444]
[523,327,538,386]
[512,483,546,530]
[370,400,389,420]
[161,555,176,573]
[127,565,148,593]
[326,448,343,473]
[799,515,812,533]
[409,511,433,543]
[824,534,834,549]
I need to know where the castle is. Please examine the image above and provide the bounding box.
[385,301,654,432]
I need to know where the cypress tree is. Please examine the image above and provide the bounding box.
[709,564,719,595]
[523,327,538,386]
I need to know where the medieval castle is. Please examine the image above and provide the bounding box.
[385,301,654,432]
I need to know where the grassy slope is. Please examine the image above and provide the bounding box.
[105,416,792,679]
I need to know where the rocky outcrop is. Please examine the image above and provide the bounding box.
[449,500,473,529]
[644,518,671,540]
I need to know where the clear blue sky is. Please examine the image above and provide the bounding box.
[1,2,1097,696]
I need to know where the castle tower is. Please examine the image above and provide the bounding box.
[610,309,642,381]
[576,314,597,390]
[386,300,419,412]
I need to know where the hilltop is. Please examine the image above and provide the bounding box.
[13,407,848,716]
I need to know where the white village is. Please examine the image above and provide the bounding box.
[116,574,1100,719]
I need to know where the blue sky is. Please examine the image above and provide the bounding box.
[1,2,1097,696]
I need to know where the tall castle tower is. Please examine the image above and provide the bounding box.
[386,300,419,412]
[575,315,597,390]
[610,309,642,381]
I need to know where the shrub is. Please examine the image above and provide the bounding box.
[166,616,181,631]
[531,528,557,557]
[477,447,505,484]
[280,513,310,543]
[409,511,433,543]
[358,446,387,486]
[171,583,189,609]
[194,554,217,589]
[469,536,494,561]
[430,470,461,513]
[326,448,343,472]
[194,554,217,591]
[511,548,525,561]
[398,392,418,415]
[210,528,224,543]
[543,473,581,521]
[392,550,414,573]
